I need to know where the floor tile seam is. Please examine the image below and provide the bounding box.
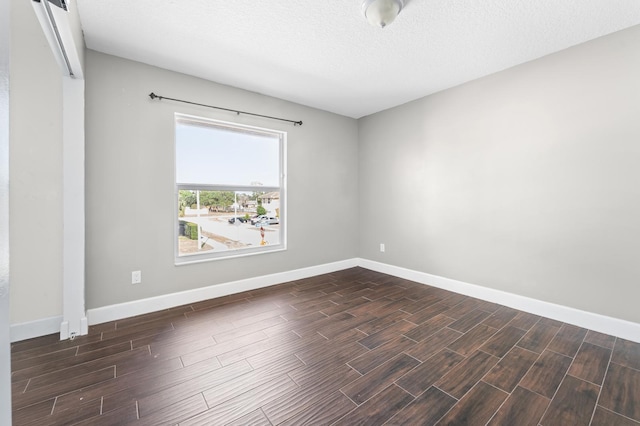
[543,347,575,360]
[565,368,607,389]
[543,370,607,426]
[50,395,58,416]
[415,325,460,344]
[545,322,592,363]
[391,377,421,399]
[449,349,505,402]
[335,365,366,396]
[27,389,111,425]
[483,379,523,426]
[11,398,55,420]
[477,305,502,316]
[20,363,116,398]
[504,345,540,361]
[326,393,360,424]
[583,337,616,351]
[11,345,83,367]
[511,341,563,402]
[593,405,640,425]
[337,382,413,417]
[114,315,181,332]
[480,350,536,393]
[339,351,420,401]
[445,345,469,359]
[215,308,297,334]
[507,315,543,333]
[230,310,298,329]
[467,325,502,352]
[402,351,423,366]
[354,325,372,337]
[145,370,295,418]
[436,315,466,333]
[461,379,510,423]
[48,395,102,419]
[517,321,567,360]
[535,369,579,425]
[11,354,104,384]
[609,359,640,374]
[589,337,617,424]
[216,335,294,367]
[148,335,217,356]
[515,339,551,355]
[93,332,180,353]
[46,360,183,413]
[161,356,242,391]
[188,305,279,322]
[258,407,275,426]
[431,384,460,421]
[213,325,278,343]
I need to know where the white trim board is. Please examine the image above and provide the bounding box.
[358,258,640,344]
[87,258,359,326]
[15,257,640,343]
[10,316,62,343]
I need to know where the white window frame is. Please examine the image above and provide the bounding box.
[174,113,287,264]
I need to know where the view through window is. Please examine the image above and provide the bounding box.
[175,114,286,262]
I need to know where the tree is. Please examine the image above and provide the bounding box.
[178,190,196,216]
[195,190,236,211]
[257,205,267,216]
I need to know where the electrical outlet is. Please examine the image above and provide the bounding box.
[380,243,385,253]
[132,270,142,284]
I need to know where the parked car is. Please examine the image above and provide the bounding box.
[228,216,247,224]
[254,216,279,226]
[250,215,267,225]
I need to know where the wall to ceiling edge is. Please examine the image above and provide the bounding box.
[358,24,640,324]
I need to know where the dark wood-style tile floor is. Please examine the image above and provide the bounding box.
[10,267,640,425]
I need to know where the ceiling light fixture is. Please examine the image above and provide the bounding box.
[362,0,404,28]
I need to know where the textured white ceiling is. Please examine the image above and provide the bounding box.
[75,0,640,118]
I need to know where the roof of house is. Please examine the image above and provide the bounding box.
[258,192,280,200]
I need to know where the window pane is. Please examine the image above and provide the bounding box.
[175,114,285,262]
[176,121,280,187]
[178,190,281,256]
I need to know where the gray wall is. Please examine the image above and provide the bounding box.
[84,51,359,309]
[9,0,63,324]
[359,25,640,323]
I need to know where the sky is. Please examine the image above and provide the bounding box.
[176,120,281,187]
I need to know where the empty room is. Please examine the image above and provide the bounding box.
[2,0,640,424]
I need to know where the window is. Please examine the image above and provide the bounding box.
[175,114,286,263]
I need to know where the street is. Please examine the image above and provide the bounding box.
[184,214,280,251]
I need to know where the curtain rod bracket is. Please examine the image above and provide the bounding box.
[148,92,302,126]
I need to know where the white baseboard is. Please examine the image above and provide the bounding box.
[358,258,640,344]
[17,258,640,344]
[10,316,62,342]
[59,317,89,340]
[87,258,359,326]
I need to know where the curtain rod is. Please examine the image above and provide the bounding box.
[148,92,303,126]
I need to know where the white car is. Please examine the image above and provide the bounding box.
[250,215,267,225]
[254,216,279,226]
